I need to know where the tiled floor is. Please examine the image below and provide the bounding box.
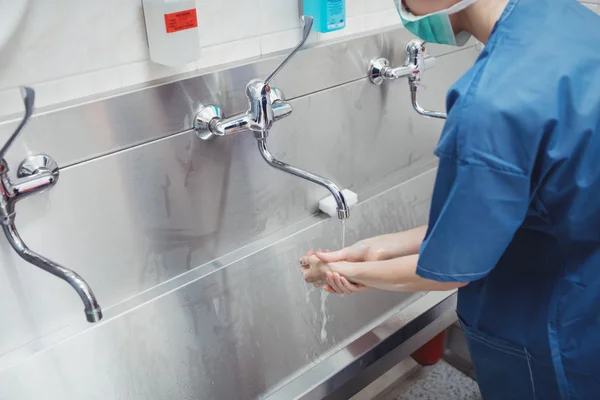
[391,360,481,400]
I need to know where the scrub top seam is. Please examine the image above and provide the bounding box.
[417,264,493,278]
[467,334,528,359]
[549,275,571,398]
[458,159,527,177]
[455,44,498,168]
[463,329,528,355]
[496,0,520,27]
[437,148,528,177]
[454,0,520,168]
[525,349,537,400]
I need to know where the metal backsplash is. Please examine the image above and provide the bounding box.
[0,28,479,399]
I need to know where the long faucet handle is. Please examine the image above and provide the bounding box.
[264,15,314,86]
[0,87,35,163]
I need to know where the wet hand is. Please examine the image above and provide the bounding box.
[323,271,370,294]
[314,241,376,263]
[299,249,370,294]
[299,250,331,284]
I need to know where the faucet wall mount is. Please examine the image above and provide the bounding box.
[1,88,103,323]
[193,16,350,220]
[369,40,447,120]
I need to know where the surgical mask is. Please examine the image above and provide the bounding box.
[395,0,478,46]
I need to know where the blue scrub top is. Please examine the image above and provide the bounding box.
[416,0,600,398]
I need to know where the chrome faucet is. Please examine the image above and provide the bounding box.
[0,88,102,323]
[369,40,447,120]
[194,16,350,220]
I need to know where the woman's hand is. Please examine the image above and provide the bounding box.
[316,240,379,263]
[316,246,372,294]
[299,251,331,284]
[323,271,370,294]
[300,245,372,294]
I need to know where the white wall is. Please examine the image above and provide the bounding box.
[0,0,402,119]
[0,0,598,120]
[583,1,600,15]
[584,1,600,14]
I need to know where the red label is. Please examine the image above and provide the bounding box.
[164,9,198,33]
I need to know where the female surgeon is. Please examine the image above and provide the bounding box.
[300,0,600,398]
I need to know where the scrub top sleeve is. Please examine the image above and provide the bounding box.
[417,162,531,283]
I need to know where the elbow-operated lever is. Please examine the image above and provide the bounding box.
[0,88,102,323]
[194,16,350,220]
[369,39,447,120]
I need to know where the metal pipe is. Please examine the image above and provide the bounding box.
[2,222,103,323]
[11,171,57,202]
[210,114,251,137]
[0,87,103,324]
[384,65,414,81]
[257,137,349,219]
[207,89,293,139]
[410,86,447,120]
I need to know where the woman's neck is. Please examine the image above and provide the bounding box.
[458,0,510,44]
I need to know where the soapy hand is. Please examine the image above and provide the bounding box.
[300,244,372,294]
[300,227,429,294]
[315,240,376,263]
[316,246,371,294]
[299,250,331,285]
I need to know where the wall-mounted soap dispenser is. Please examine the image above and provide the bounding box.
[142,0,201,66]
[303,0,346,33]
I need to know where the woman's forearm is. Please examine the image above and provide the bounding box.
[362,225,428,261]
[331,254,466,292]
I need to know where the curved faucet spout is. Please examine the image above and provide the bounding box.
[257,138,349,219]
[410,86,447,120]
[0,87,103,323]
[2,222,103,323]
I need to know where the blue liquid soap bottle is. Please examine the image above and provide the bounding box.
[303,0,346,33]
